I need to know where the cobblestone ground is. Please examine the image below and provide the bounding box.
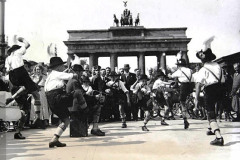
[0,119,240,160]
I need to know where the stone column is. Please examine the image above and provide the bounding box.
[89,53,98,69]
[138,52,145,74]
[157,52,166,73]
[0,0,6,59]
[181,51,189,64]
[110,53,118,72]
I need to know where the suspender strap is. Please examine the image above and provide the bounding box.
[204,67,222,83]
[179,69,192,82]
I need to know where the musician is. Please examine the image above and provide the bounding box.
[195,48,225,146]
[152,70,172,126]
[106,71,131,128]
[44,57,78,148]
[5,37,42,129]
[81,76,105,136]
[130,74,152,131]
[169,59,193,129]
[91,68,111,121]
[120,64,137,120]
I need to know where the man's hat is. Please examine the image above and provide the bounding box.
[72,64,84,72]
[108,71,121,77]
[123,64,130,69]
[7,45,21,55]
[48,57,66,69]
[81,75,90,82]
[196,48,216,61]
[139,74,149,81]
[176,59,187,66]
[93,65,101,71]
[155,70,166,77]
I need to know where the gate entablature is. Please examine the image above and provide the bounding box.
[64,27,191,73]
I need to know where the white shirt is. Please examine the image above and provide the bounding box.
[195,62,225,86]
[131,83,151,100]
[5,46,26,71]
[44,70,73,92]
[152,79,171,90]
[106,80,129,93]
[82,85,94,96]
[171,67,192,83]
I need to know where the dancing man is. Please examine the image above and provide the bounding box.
[106,71,131,128]
[44,57,78,148]
[130,74,152,131]
[5,37,43,134]
[169,59,193,129]
[195,48,225,146]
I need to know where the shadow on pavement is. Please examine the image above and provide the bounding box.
[224,141,240,146]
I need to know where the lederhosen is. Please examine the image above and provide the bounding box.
[82,87,100,122]
[9,66,38,93]
[45,89,73,121]
[137,86,152,111]
[203,67,225,119]
[109,82,127,105]
[179,69,193,102]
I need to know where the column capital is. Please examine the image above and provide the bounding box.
[0,0,6,3]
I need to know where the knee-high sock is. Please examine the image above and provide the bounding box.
[144,111,150,125]
[209,120,222,138]
[51,119,70,142]
[180,101,187,119]
[119,104,126,123]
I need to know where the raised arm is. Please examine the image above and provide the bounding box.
[17,37,30,49]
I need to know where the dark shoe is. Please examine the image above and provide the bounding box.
[91,129,105,136]
[170,116,176,120]
[121,123,127,128]
[161,121,169,126]
[232,118,240,122]
[49,140,66,148]
[142,126,149,131]
[184,120,189,129]
[210,137,224,146]
[206,130,215,136]
[14,133,25,139]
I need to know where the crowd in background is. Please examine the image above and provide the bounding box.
[1,56,239,130]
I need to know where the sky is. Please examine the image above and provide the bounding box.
[4,0,240,71]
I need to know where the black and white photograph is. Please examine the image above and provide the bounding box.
[0,0,240,159]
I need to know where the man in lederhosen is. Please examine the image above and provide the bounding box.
[195,48,225,146]
[45,57,78,148]
[5,37,43,131]
[106,71,131,128]
[120,64,136,121]
[169,59,193,129]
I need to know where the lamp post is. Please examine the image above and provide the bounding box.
[0,0,7,63]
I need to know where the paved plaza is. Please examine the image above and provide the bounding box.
[0,119,240,160]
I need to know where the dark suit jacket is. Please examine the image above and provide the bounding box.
[91,75,110,92]
[120,72,137,90]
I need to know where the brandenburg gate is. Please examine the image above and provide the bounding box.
[64,5,191,74]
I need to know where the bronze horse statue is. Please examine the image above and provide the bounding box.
[135,13,140,26]
[113,14,119,27]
